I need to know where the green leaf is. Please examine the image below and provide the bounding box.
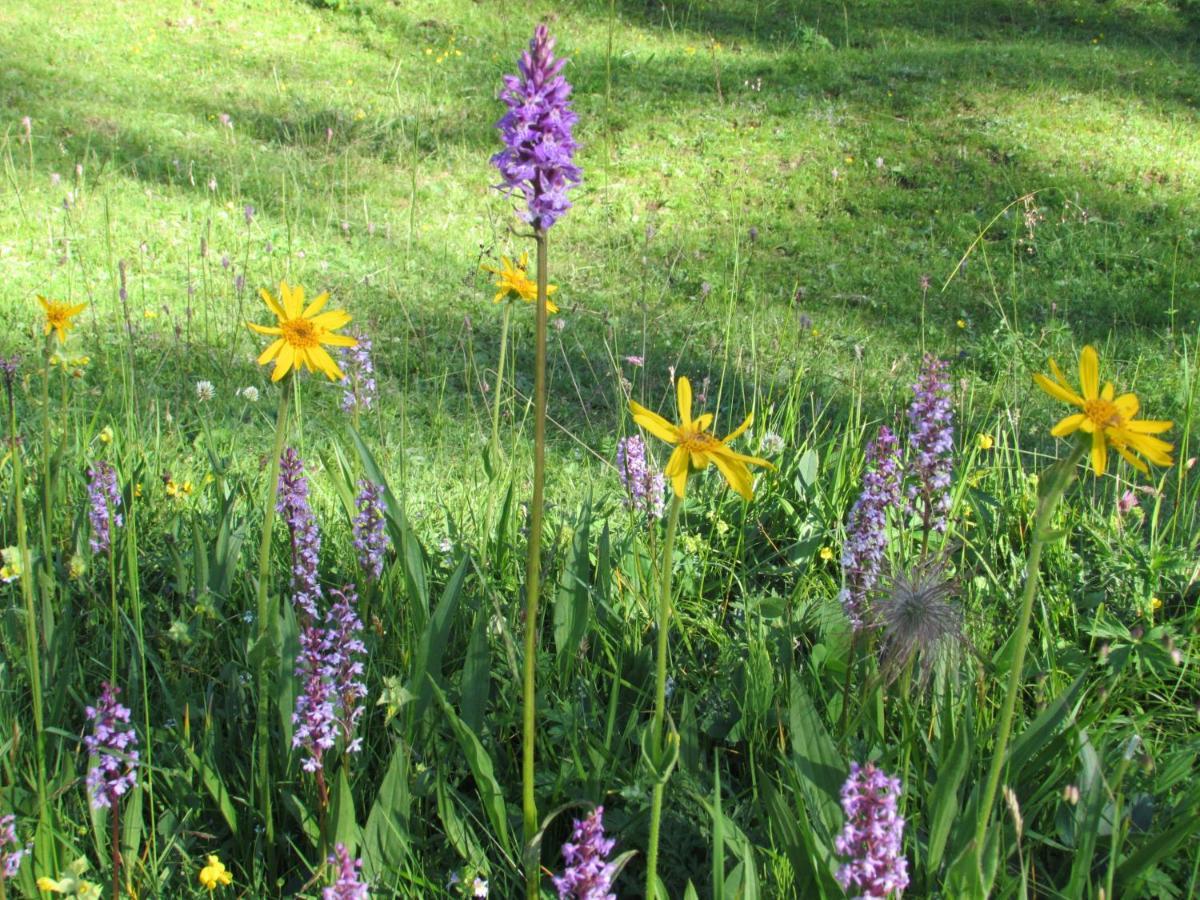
[1006,673,1086,779]
[554,499,592,678]
[927,702,971,874]
[787,681,843,836]
[1116,789,1200,890]
[407,555,470,725]
[182,745,239,837]
[330,765,360,856]
[429,678,513,856]
[461,603,491,735]
[362,741,411,878]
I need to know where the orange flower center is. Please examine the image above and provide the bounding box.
[282,317,320,348]
[1084,398,1124,430]
[46,305,71,327]
[678,428,721,453]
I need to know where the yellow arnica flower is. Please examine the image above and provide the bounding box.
[1033,345,1173,476]
[199,855,233,891]
[629,376,774,500]
[482,253,559,314]
[247,281,356,382]
[38,296,87,343]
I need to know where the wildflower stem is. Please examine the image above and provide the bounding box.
[252,381,292,865]
[974,441,1085,885]
[8,380,49,848]
[491,301,512,462]
[522,230,549,899]
[646,490,683,899]
[39,336,54,618]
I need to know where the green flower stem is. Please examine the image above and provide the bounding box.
[645,490,683,899]
[8,382,48,845]
[974,440,1086,884]
[39,336,54,619]
[252,381,292,861]
[491,300,513,462]
[522,230,549,899]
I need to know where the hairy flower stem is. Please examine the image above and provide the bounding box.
[39,336,54,614]
[253,382,292,866]
[522,230,549,899]
[8,384,49,846]
[646,491,683,899]
[491,301,513,463]
[974,440,1085,886]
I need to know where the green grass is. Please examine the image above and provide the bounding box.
[0,0,1198,897]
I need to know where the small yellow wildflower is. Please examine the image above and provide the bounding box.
[37,296,87,343]
[819,546,834,561]
[630,376,774,500]
[482,253,559,313]
[99,426,113,444]
[68,553,86,579]
[199,854,233,891]
[36,858,100,897]
[247,281,356,383]
[1033,345,1173,476]
[977,434,994,450]
[143,309,158,319]
[1,546,21,583]
[1150,597,1162,611]
[166,479,194,500]
[956,319,967,329]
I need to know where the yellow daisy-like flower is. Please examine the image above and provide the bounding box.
[482,253,559,314]
[37,296,87,343]
[1033,345,1173,476]
[977,434,994,450]
[199,855,233,891]
[247,281,356,382]
[819,546,834,561]
[629,376,774,500]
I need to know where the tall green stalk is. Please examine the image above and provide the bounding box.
[521,230,550,899]
[645,491,683,898]
[974,440,1086,886]
[252,381,292,861]
[7,377,49,846]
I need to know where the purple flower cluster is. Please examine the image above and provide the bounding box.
[278,448,322,619]
[492,25,581,231]
[353,479,390,581]
[83,682,139,811]
[834,762,909,899]
[323,843,370,899]
[615,436,666,520]
[86,460,122,554]
[906,355,954,534]
[552,806,617,900]
[1,814,29,880]
[293,586,367,774]
[839,428,903,630]
[341,334,377,415]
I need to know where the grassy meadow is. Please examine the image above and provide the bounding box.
[0,0,1198,896]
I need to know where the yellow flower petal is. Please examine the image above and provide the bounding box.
[665,446,690,498]
[1079,345,1100,401]
[722,412,753,444]
[1090,428,1107,476]
[676,376,693,427]
[710,452,754,499]
[629,402,679,445]
[257,338,284,366]
[302,292,329,319]
[1034,372,1083,408]
[1050,413,1086,437]
[272,343,296,382]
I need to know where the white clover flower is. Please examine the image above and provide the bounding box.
[195,380,215,402]
[239,386,259,403]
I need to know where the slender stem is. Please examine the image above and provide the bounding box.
[974,442,1085,882]
[491,302,512,462]
[39,336,54,620]
[645,491,683,899]
[522,230,549,899]
[111,803,121,900]
[253,383,292,864]
[9,385,48,843]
